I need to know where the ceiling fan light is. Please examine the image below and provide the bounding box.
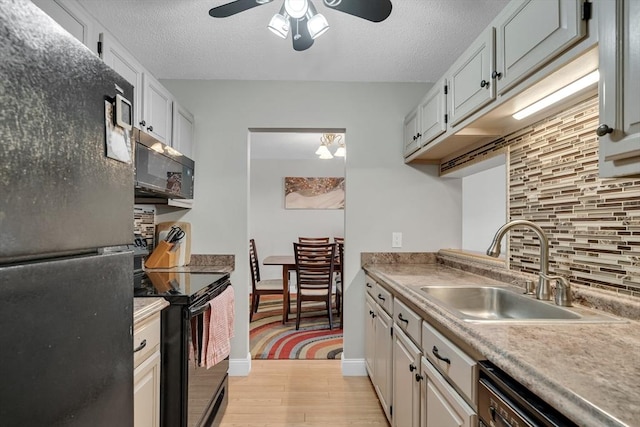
[284,0,308,19]
[307,13,329,39]
[268,13,290,38]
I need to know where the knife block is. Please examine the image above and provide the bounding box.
[145,241,178,268]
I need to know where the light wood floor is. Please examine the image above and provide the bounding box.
[219,360,390,427]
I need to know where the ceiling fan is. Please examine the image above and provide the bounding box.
[209,0,392,51]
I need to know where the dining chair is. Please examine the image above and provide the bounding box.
[293,242,336,330]
[249,239,285,322]
[298,237,330,244]
[334,239,344,328]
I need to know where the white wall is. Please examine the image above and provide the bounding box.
[250,158,345,281]
[462,163,507,253]
[156,80,462,374]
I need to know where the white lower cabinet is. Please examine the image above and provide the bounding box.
[365,276,393,422]
[421,357,476,427]
[365,274,481,427]
[365,295,376,377]
[134,350,161,427]
[393,327,421,427]
[374,307,393,421]
[133,313,162,427]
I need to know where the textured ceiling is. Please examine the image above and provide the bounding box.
[76,0,510,82]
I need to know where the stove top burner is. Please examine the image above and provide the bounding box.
[134,271,229,302]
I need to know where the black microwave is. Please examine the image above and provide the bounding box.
[134,128,194,200]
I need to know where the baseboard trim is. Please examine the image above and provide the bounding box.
[341,358,367,376]
[228,353,251,376]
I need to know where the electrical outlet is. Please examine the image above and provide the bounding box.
[392,232,402,248]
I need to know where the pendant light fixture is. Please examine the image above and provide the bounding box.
[316,133,345,159]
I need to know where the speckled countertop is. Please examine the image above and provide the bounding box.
[143,254,234,274]
[133,297,169,326]
[363,253,640,427]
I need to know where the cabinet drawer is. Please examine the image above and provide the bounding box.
[422,321,476,403]
[133,313,161,368]
[393,299,421,347]
[374,283,393,315]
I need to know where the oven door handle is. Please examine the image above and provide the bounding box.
[189,301,211,317]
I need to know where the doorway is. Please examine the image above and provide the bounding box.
[248,129,346,360]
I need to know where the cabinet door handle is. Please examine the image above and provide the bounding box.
[133,339,147,353]
[366,283,373,288]
[412,135,417,141]
[139,120,146,127]
[596,124,613,137]
[415,373,424,382]
[409,364,416,372]
[480,79,489,88]
[398,313,409,324]
[416,132,422,138]
[377,294,386,302]
[147,125,154,132]
[491,70,502,79]
[432,345,451,364]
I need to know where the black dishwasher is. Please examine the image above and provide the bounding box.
[478,361,577,427]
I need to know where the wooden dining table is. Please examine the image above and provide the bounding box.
[263,254,342,324]
[262,255,296,324]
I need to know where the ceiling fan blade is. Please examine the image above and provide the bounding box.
[291,17,314,51]
[325,0,392,22]
[209,0,272,18]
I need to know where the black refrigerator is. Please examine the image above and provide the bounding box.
[1,2,135,426]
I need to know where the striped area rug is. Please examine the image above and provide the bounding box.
[250,296,343,360]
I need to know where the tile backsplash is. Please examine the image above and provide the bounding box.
[134,205,155,248]
[448,96,640,297]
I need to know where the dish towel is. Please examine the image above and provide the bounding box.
[201,286,235,369]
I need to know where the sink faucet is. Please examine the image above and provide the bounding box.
[486,220,572,306]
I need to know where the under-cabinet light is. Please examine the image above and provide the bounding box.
[512,70,599,120]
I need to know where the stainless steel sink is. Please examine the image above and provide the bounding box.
[418,285,626,324]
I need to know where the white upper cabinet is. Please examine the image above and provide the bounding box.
[99,32,144,128]
[494,0,587,95]
[142,73,173,145]
[418,78,448,149]
[447,27,495,126]
[598,0,640,177]
[403,107,421,157]
[172,101,195,158]
[31,0,97,54]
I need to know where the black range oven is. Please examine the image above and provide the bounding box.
[135,269,231,427]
